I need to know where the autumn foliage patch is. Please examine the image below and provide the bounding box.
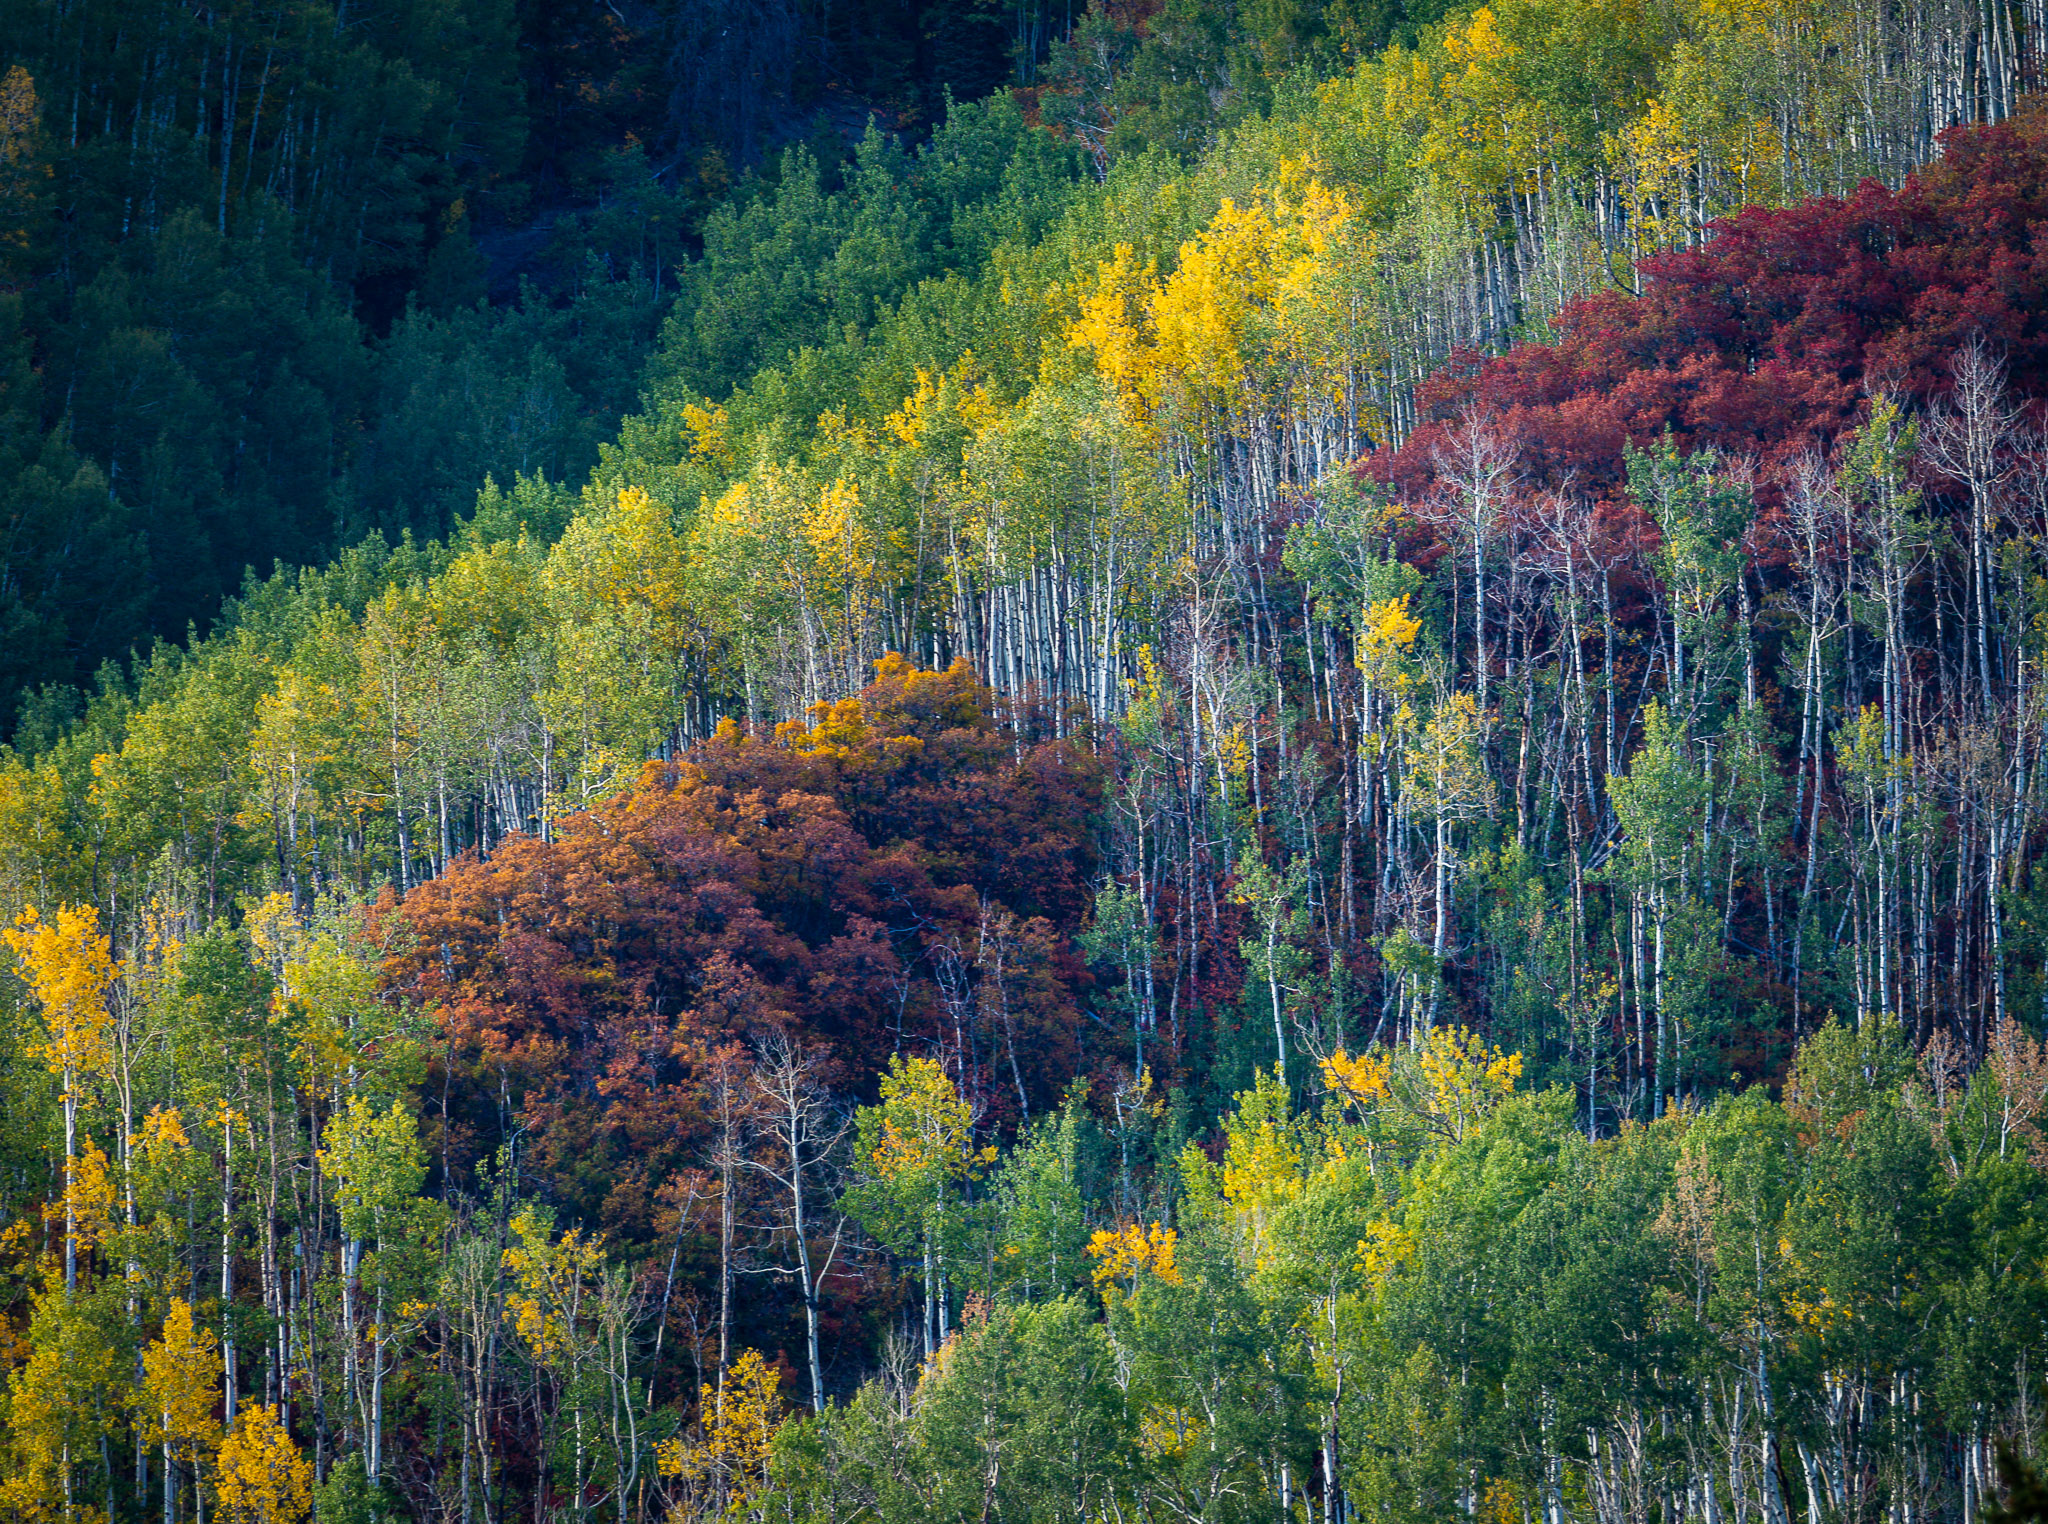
[388,656,1101,1247]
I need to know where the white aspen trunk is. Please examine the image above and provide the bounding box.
[222,1112,236,1425]
[62,1083,76,1295]
[369,1278,385,1482]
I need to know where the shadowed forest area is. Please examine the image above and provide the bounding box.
[7,0,2048,1520]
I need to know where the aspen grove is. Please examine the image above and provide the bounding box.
[5,0,2048,1519]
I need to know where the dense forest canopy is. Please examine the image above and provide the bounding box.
[5,0,2048,1520]
[0,0,1450,724]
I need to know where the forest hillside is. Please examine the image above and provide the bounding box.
[3,0,2048,1519]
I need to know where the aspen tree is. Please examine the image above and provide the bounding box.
[848,1055,991,1358]
[215,1406,312,1524]
[1402,692,1492,1037]
[1608,701,1708,1113]
[5,903,117,1294]
[745,1035,849,1412]
[141,1300,225,1524]
[318,1097,426,1488]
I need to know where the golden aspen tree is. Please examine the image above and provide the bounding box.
[5,903,117,1293]
[543,486,691,635]
[502,1205,640,1517]
[1068,243,1160,421]
[657,1348,785,1520]
[1213,1071,1307,1246]
[1144,197,1277,420]
[1612,97,1703,253]
[0,1276,123,1522]
[1322,1047,1394,1119]
[1413,1026,1523,1143]
[59,1136,116,1257]
[1087,1221,1181,1301]
[1357,597,1421,694]
[692,460,885,715]
[140,1300,225,1524]
[215,1407,312,1524]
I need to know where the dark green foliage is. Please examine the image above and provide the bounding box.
[0,0,1099,730]
[1993,1447,2048,1524]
